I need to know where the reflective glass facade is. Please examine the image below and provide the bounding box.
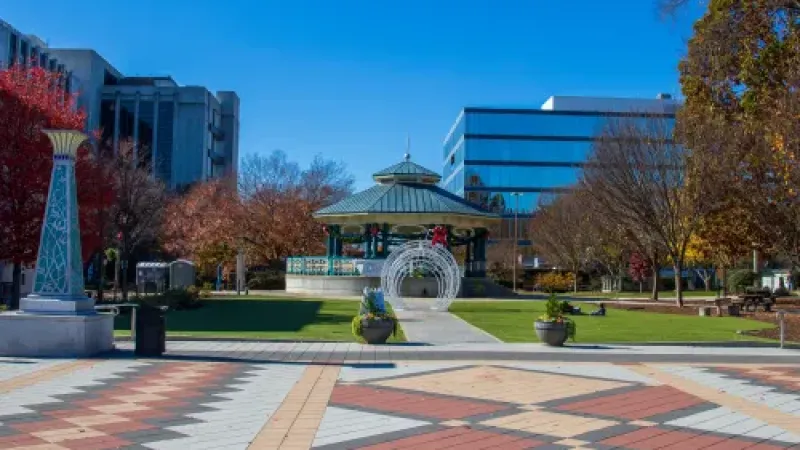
[441,107,676,241]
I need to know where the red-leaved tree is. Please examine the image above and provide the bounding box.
[0,64,110,309]
[628,252,654,294]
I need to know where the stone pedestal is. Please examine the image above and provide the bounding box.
[0,312,114,357]
[1,130,115,357]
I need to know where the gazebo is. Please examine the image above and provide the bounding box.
[285,154,501,297]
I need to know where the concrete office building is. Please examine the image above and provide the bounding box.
[0,19,240,190]
[0,19,77,94]
[441,94,679,242]
[1,18,240,300]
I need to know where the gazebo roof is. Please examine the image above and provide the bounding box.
[372,154,441,182]
[314,155,499,228]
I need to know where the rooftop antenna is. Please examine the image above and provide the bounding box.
[404,133,411,161]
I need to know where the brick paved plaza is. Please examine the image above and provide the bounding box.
[1,345,800,449]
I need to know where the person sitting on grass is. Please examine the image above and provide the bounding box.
[591,303,606,316]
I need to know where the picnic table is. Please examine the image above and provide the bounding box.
[733,292,774,312]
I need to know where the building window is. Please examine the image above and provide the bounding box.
[9,33,18,66]
[31,47,39,66]
[99,100,116,152]
[64,73,72,96]
[39,52,47,67]
[49,59,56,71]
[137,100,155,169]
[19,40,28,65]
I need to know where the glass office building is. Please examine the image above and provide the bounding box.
[441,95,678,242]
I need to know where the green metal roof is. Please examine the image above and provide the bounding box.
[315,182,497,217]
[372,160,441,179]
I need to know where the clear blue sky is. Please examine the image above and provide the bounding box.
[3,0,702,190]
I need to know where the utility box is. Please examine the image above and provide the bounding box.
[136,262,170,295]
[169,260,196,290]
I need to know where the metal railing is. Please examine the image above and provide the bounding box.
[286,256,362,276]
[94,303,138,339]
[776,309,800,349]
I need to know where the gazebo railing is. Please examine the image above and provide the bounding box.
[287,256,362,276]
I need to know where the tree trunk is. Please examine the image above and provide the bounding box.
[721,266,728,297]
[10,262,22,310]
[121,249,129,302]
[674,262,684,307]
[573,270,578,293]
[651,263,660,301]
[97,253,105,302]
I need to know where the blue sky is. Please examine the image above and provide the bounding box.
[4,0,702,190]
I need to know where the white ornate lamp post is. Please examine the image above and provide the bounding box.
[21,130,96,314]
[0,129,114,357]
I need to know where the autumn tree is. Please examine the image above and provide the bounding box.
[684,234,715,291]
[581,116,715,306]
[237,151,354,266]
[104,139,167,300]
[530,192,592,292]
[628,252,653,293]
[678,1,800,274]
[162,178,241,276]
[162,150,355,274]
[0,64,111,309]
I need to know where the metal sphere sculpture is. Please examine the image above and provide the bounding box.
[380,235,461,312]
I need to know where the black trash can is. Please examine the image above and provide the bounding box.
[135,305,167,357]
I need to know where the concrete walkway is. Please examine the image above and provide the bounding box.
[394,299,501,344]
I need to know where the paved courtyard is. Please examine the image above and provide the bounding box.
[2,348,800,449]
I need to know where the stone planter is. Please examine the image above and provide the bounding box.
[534,320,568,347]
[360,318,395,344]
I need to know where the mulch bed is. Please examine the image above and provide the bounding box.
[605,298,800,343]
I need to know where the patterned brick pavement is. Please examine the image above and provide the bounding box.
[2,358,800,449]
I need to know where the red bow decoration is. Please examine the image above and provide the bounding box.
[370,225,379,237]
[431,225,448,247]
[322,225,329,235]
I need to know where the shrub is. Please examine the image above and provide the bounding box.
[202,281,214,291]
[536,272,575,293]
[139,288,203,311]
[727,269,759,292]
[247,272,285,290]
[538,294,576,341]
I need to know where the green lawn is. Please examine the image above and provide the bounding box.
[114,296,406,342]
[450,301,775,343]
[562,291,717,299]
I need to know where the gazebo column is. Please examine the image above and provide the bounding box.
[380,223,389,257]
[334,225,343,257]
[474,229,488,278]
[371,224,379,259]
[363,223,373,259]
[465,231,473,277]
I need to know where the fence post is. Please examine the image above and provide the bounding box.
[778,311,785,349]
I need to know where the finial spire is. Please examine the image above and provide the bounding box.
[404,133,411,161]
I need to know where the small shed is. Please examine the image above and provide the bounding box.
[761,269,793,292]
[170,260,196,290]
[136,262,170,294]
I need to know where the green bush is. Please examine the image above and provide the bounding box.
[247,273,285,290]
[139,288,203,311]
[727,269,760,292]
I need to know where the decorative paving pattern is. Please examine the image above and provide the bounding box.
[313,363,800,449]
[4,359,800,449]
[0,359,305,450]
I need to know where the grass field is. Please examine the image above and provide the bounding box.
[114,296,406,342]
[561,291,718,299]
[450,301,775,343]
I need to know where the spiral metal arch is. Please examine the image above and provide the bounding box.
[380,240,461,311]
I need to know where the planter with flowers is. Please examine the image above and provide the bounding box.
[351,288,398,344]
[534,294,576,346]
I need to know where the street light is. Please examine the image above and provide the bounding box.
[510,192,523,293]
